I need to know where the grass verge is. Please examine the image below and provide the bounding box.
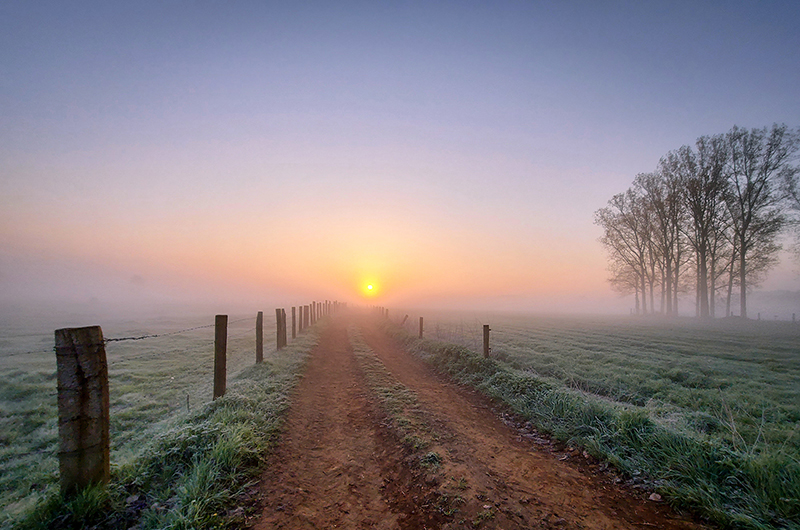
[380,321,800,530]
[11,328,319,530]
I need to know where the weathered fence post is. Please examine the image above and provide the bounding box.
[299,306,304,333]
[292,307,297,339]
[55,326,110,496]
[304,305,310,329]
[214,315,227,399]
[419,317,424,339]
[256,311,263,364]
[281,308,287,347]
[483,324,491,358]
[275,309,283,350]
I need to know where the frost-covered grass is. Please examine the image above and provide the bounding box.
[385,313,800,530]
[1,311,312,529]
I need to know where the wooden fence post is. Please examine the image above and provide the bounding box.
[401,314,409,326]
[275,309,283,350]
[292,307,297,339]
[419,317,424,339]
[214,315,227,399]
[304,305,310,329]
[281,308,287,347]
[299,306,304,333]
[256,311,264,364]
[483,324,491,358]
[55,325,110,496]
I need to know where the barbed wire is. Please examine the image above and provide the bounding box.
[104,323,216,343]
[227,326,257,339]
[104,316,253,343]
[0,347,55,359]
[1,316,258,356]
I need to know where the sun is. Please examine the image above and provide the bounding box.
[362,281,379,297]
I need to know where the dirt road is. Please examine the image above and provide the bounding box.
[254,314,707,529]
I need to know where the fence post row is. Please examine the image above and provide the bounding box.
[55,326,110,496]
[483,324,491,358]
[256,311,264,364]
[419,317,424,339]
[53,302,346,496]
[214,315,228,399]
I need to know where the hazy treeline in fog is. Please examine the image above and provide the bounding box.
[595,124,800,318]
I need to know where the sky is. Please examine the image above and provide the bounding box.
[1,1,799,317]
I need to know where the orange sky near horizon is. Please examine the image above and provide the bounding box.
[1,179,610,311]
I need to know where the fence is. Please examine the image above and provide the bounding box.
[29,300,344,496]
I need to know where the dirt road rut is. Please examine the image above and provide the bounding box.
[255,315,707,529]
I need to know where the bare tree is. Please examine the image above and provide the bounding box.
[683,135,730,318]
[597,124,798,319]
[595,189,655,314]
[724,124,799,318]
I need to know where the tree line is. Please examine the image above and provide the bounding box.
[595,123,799,319]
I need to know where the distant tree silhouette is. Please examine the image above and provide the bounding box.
[724,124,799,318]
[596,123,799,318]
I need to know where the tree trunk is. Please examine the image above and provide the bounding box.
[739,233,748,319]
[640,272,647,314]
[725,247,736,317]
[709,255,716,318]
[664,262,672,315]
[698,249,709,318]
[673,254,680,316]
[695,260,700,318]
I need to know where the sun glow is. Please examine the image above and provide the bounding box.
[361,280,379,297]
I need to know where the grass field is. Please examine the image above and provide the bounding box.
[0,310,287,528]
[392,310,800,529]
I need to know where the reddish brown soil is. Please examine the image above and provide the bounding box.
[254,314,710,530]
